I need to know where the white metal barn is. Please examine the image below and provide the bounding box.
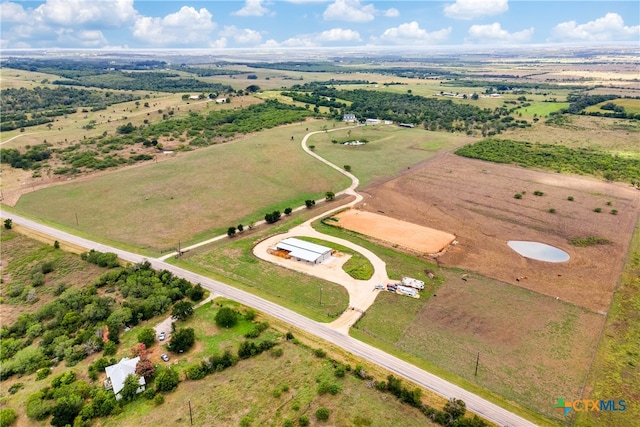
[275,237,332,264]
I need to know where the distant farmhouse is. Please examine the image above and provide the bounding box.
[343,113,357,123]
[216,98,227,104]
[272,237,332,264]
[104,357,145,400]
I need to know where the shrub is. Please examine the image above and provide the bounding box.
[154,394,165,405]
[103,341,117,356]
[36,367,52,380]
[240,416,253,427]
[137,327,156,348]
[292,402,300,411]
[283,420,294,427]
[533,190,544,196]
[611,209,618,215]
[41,261,55,274]
[298,415,309,426]
[270,348,283,358]
[142,387,156,400]
[548,208,556,213]
[594,207,602,213]
[315,407,330,421]
[7,383,23,395]
[514,193,522,199]
[187,284,204,302]
[155,366,180,392]
[0,408,17,427]
[313,348,326,358]
[567,196,574,201]
[53,240,60,249]
[244,309,256,321]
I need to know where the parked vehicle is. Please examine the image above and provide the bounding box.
[158,332,166,341]
[161,353,169,362]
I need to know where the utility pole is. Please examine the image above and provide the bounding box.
[75,212,79,226]
[189,400,193,425]
[474,352,480,376]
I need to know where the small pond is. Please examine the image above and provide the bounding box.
[507,241,570,262]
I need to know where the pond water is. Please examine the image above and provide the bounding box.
[507,241,570,262]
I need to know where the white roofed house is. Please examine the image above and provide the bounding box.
[104,357,145,400]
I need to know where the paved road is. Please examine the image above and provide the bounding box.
[2,211,537,427]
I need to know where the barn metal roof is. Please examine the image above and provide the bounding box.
[276,237,332,263]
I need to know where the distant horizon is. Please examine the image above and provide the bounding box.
[1,1,638,50]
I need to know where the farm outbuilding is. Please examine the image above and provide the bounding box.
[105,357,145,400]
[275,237,332,264]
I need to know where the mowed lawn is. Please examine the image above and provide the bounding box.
[309,125,475,187]
[353,269,604,421]
[585,98,640,115]
[14,121,350,252]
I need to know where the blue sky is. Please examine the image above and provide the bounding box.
[1,1,638,49]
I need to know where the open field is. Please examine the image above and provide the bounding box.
[353,268,604,422]
[308,125,476,187]
[576,219,640,427]
[331,209,456,254]
[515,102,569,117]
[359,153,640,312]
[10,120,350,252]
[500,114,640,158]
[0,228,107,325]
[585,98,640,115]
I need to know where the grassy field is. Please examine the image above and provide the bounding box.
[500,114,640,159]
[0,228,108,324]
[575,219,640,427]
[585,98,640,115]
[308,125,475,187]
[12,120,350,252]
[171,209,351,323]
[516,101,570,117]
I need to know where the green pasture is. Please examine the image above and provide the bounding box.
[516,101,570,117]
[575,220,640,427]
[12,121,350,252]
[308,125,475,187]
[585,98,640,115]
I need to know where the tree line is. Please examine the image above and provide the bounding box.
[455,138,640,183]
[1,86,138,131]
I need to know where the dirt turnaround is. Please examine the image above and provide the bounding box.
[359,153,640,313]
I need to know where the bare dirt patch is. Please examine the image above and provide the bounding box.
[331,209,456,254]
[360,153,640,312]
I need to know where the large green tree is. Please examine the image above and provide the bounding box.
[137,327,156,348]
[171,301,194,321]
[168,328,195,353]
[155,366,179,392]
[120,374,142,402]
[215,307,239,329]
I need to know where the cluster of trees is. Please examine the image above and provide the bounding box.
[455,139,639,183]
[264,210,282,224]
[281,91,347,109]
[1,87,138,131]
[559,93,640,119]
[286,86,526,135]
[81,250,119,268]
[0,143,51,170]
[0,257,202,380]
[24,359,176,426]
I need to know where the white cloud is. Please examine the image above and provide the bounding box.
[133,6,216,46]
[384,8,400,18]
[280,36,320,47]
[219,26,262,45]
[0,2,29,23]
[318,28,361,42]
[323,0,376,23]
[57,29,108,47]
[466,22,533,44]
[444,0,508,20]
[375,21,451,45]
[550,13,640,42]
[33,0,137,27]
[232,0,272,17]
[209,38,228,49]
